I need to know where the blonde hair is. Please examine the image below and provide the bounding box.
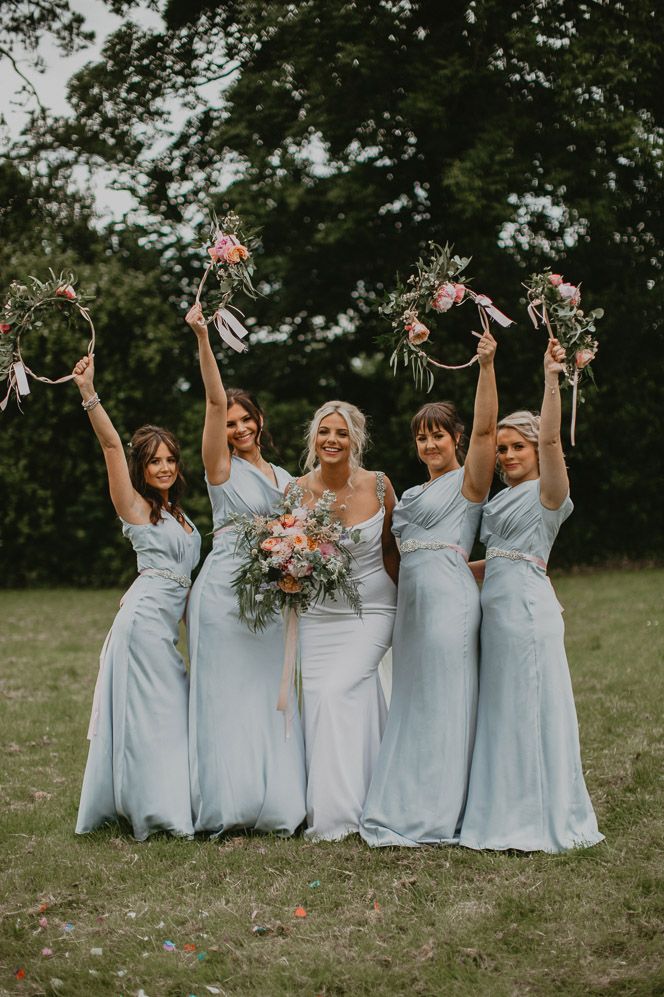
[303,401,368,473]
[496,410,540,482]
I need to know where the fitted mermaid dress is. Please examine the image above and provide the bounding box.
[360,467,483,846]
[77,511,200,841]
[187,456,307,837]
[299,472,397,841]
[459,479,603,852]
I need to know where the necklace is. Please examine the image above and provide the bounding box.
[318,469,354,512]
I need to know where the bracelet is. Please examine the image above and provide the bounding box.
[82,393,100,412]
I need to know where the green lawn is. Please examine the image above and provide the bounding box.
[1,571,663,996]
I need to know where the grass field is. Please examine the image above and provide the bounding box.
[1,570,663,997]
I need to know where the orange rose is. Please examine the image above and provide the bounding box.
[225,244,250,264]
[278,575,302,593]
[261,537,281,551]
[306,537,318,550]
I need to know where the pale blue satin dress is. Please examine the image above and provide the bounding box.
[187,456,306,837]
[299,472,397,841]
[77,511,200,841]
[460,479,603,852]
[360,467,483,846]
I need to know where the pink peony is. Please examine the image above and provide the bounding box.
[548,273,563,287]
[575,346,597,369]
[318,542,337,558]
[431,283,456,313]
[55,284,76,300]
[209,233,250,265]
[558,282,581,306]
[406,320,430,345]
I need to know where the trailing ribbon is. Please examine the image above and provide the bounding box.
[213,306,249,354]
[0,361,30,412]
[471,293,514,329]
[570,368,579,447]
[276,606,299,738]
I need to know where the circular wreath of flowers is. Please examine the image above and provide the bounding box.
[381,243,513,391]
[194,210,261,354]
[524,269,603,444]
[1,271,95,412]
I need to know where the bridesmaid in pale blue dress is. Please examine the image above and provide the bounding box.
[460,339,603,852]
[73,355,200,841]
[360,330,498,847]
[184,303,306,837]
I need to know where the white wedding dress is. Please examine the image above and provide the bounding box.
[298,472,397,840]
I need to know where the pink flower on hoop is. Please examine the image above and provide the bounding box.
[209,233,250,265]
[0,323,11,334]
[558,282,581,306]
[55,284,76,300]
[548,274,563,287]
[432,282,464,313]
[406,320,430,345]
[575,345,597,370]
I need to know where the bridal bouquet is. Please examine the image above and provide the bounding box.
[195,210,261,353]
[381,243,513,391]
[231,485,362,633]
[1,270,95,412]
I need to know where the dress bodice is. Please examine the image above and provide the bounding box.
[392,467,484,556]
[480,479,572,564]
[208,456,292,546]
[121,511,201,579]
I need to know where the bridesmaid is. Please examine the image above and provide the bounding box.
[459,339,603,852]
[185,303,306,837]
[296,401,399,840]
[360,330,498,847]
[73,355,200,841]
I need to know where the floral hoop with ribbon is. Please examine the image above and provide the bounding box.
[524,270,602,445]
[1,271,95,412]
[380,243,514,391]
[194,211,261,354]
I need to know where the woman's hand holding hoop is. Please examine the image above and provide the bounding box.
[476,329,497,368]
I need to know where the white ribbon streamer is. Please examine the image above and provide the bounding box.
[213,307,249,353]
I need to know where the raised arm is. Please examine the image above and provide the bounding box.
[461,330,498,503]
[72,356,148,524]
[185,303,230,486]
[539,338,569,510]
[381,475,401,586]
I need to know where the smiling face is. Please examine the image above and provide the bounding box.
[496,427,539,486]
[143,441,178,496]
[414,421,460,479]
[315,412,352,469]
[227,402,261,455]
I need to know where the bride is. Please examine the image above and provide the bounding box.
[295,401,399,840]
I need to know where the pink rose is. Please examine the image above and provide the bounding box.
[318,542,337,558]
[453,282,465,303]
[209,233,250,265]
[0,323,11,334]
[548,273,563,287]
[431,283,456,313]
[406,320,430,345]
[575,346,597,369]
[558,282,580,306]
[55,284,76,300]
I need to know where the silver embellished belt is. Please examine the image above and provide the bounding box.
[140,567,192,588]
[400,539,469,561]
[485,547,547,570]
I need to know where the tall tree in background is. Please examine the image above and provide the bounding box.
[1,0,663,582]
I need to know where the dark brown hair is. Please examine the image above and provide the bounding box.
[128,425,186,525]
[410,401,467,463]
[226,388,276,454]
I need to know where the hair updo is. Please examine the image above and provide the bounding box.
[127,425,186,524]
[303,400,369,474]
[496,410,541,481]
[410,401,467,463]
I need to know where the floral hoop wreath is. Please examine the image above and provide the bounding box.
[524,270,602,445]
[1,272,95,412]
[381,243,513,391]
[194,210,261,353]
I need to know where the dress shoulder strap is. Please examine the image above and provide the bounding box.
[375,470,386,510]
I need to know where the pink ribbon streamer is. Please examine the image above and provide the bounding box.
[213,307,249,353]
[570,368,579,447]
[471,293,514,328]
[276,606,299,737]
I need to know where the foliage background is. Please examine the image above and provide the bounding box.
[1,0,663,585]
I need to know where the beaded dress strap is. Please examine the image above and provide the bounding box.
[375,471,386,510]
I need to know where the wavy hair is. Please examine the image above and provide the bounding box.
[225,387,276,454]
[303,400,368,474]
[127,425,186,525]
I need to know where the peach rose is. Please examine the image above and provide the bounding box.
[261,537,282,551]
[55,284,76,300]
[548,273,563,287]
[280,514,297,528]
[575,346,597,369]
[407,320,430,345]
[278,574,302,593]
[225,244,250,264]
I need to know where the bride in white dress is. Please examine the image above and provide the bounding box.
[296,401,399,840]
